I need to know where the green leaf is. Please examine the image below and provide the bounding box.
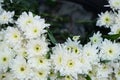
[103,34,120,41]
[47,28,57,45]
[85,75,91,80]
[100,60,111,63]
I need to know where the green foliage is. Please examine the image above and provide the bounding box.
[103,33,120,41]
[3,0,39,15]
[85,75,91,80]
[47,28,57,45]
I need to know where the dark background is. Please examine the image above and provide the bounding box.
[3,0,111,43]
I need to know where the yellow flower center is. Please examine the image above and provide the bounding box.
[57,55,62,64]
[33,28,38,33]
[67,60,75,68]
[67,46,80,54]
[34,44,41,52]
[65,75,72,80]
[3,16,7,20]
[107,48,114,55]
[20,66,25,72]
[2,57,8,63]
[37,71,45,78]
[26,19,32,24]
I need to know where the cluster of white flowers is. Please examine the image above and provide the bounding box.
[51,31,120,80]
[0,1,51,80]
[1,0,120,80]
[97,0,120,35]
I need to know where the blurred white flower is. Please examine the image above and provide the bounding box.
[109,0,120,10]
[109,24,120,35]
[0,11,14,24]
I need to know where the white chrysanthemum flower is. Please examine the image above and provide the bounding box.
[0,47,13,72]
[51,44,67,72]
[4,27,22,48]
[28,56,51,70]
[109,0,120,10]
[16,12,49,33]
[26,37,49,57]
[61,53,80,79]
[99,39,120,61]
[89,31,103,46]
[96,63,113,78]
[32,69,49,80]
[64,38,82,55]
[78,54,92,74]
[0,11,14,24]
[10,56,32,80]
[24,20,48,39]
[83,43,99,64]
[16,12,38,31]
[96,11,114,28]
